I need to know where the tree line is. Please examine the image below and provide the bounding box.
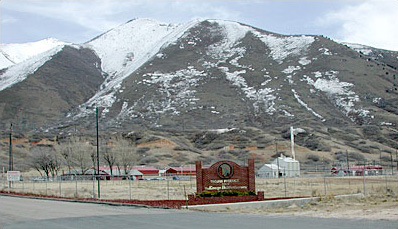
[29,136,137,179]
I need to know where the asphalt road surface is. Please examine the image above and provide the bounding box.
[1,195,397,229]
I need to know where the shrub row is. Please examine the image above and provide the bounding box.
[196,190,256,197]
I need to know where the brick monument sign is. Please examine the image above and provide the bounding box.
[195,159,255,193]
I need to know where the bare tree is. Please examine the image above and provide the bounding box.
[30,146,62,179]
[114,139,137,176]
[74,142,94,175]
[102,144,116,177]
[55,136,94,176]
[55,139,74,174]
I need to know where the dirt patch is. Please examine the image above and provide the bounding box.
[226,194,398,221]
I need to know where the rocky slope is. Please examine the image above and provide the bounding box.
[1,18,398,168]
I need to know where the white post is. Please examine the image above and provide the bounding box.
[290,126,295,160]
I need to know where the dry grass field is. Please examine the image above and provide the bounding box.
[1,175,397,200]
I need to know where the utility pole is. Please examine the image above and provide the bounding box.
[390,152,393,175]
[275,140,279,178]
[346,150,350,176]
[8,123,13,189]
[9,123,13,171]
[96,107,100,198]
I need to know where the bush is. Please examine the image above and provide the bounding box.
[307,154,320,162]
[196,190,256,198]
[206,143,225,150]
[138,156,158,164]
[137,147,150,155]
[173,146,187,151]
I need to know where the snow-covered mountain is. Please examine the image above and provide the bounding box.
[0,38,67,70]
[1,18,398,159]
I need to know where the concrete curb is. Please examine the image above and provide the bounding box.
[187,194,363,211]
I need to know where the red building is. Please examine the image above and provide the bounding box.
[133,166,160,176]
[165,167,196,176]
[331,165,382,176]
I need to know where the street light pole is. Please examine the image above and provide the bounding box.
[8,123,13,189]
[9,123,13,172]
[96,107,100,199]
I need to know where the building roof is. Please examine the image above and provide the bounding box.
[274,154,299,163]
[129,169,143,176]
[166,167,196,173]
[259,164,282,170]
[132,166,159,171]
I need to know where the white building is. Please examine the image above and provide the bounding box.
[257,164,284,178]
[272,154,300,177]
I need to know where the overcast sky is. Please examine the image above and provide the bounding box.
[1,0,398,51]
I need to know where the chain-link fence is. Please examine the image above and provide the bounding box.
[0,175,197,200]
[1,171,397,200]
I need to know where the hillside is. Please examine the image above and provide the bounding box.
[0,18,397,170]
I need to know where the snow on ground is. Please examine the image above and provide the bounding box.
[77,19,202,117]
[79,19,316,120]
[0,38,66,70]
[208,128,237,134]
[0,45,66,91]
[319,48,332,55]
[206,20,251,61]
[282,66,301,74]
[292,89,325,121]
[220,66,276,114]
[342,42,373,55]
[141,67,206,114]
[252,32,314,63]
[301,71,370,121]
[298,57,311,65]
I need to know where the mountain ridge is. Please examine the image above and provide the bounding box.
[1,18,398,168]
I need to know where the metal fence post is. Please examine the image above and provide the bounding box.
[167,179,170,200]
[59,178,62,197]
[283,168,287,197]
[362,168,366,196]
[76,175,78,197]
[385,172,388,192]
[129,177,132,200]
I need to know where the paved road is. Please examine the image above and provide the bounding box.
[1,195,397,229]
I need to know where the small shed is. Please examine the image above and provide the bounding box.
[257,164,284,178]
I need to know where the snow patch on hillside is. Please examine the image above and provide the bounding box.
[302,71,370,122]
[78,19,202,116]
[220,66,276,114]
[206,20,251,61]
[299,57,311,65]
[122,66,206,118]
[319,48,332,55]
[292,89,325,121]
[252,31,315,63]
[342,42,373,55]
[282,66,301,74]
[0,45,66,91]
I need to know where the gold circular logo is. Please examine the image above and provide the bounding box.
[217,162,233,179]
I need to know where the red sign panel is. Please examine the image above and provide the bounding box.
[195,159,255,193]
